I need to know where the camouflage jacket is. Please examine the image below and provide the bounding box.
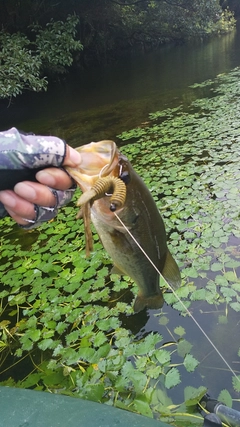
[0,127,68,218]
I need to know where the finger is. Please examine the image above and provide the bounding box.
[63,145,82,167]
[0,190,36,222]
[35,167,73,190]
[14,182,56,207]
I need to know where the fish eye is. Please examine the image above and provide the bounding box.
[110,203,117,212]
[119,171,130,184]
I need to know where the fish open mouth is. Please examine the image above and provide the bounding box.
[67,140,127,214]
[76,140,118,175]
[65,140,125,256]
[66,140,120,191]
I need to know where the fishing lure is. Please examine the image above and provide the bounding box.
[77,176,126,211]
[75,176,127,256]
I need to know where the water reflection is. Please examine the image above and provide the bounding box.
[0,24,239,145]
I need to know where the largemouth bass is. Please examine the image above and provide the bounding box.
[66,140,181,312]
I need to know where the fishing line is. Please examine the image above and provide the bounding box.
[114,211,240,384]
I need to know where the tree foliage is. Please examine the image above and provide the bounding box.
[110,0,235,48]
[0,15,83,99]
[221,0,240,16]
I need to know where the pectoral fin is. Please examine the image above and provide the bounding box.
[162,249,181,290]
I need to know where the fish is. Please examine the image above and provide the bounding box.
[66,140,181,313]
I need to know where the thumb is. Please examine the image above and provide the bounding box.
[63,145,82,167]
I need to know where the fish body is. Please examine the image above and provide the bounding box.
[67,141,181,312]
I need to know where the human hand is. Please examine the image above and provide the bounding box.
[0,128,81,228]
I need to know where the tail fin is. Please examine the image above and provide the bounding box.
[133,292,164,313]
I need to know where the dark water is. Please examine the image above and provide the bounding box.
[1,24,240,410]
[1,25,240,146]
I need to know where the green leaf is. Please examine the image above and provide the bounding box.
[8,292,27,305]
[146,365,163,379]
[78,383,105,402]
[230,302,240,312]
[122,361,148,393]
[232,376,240,393]
[165,368,181,389]
[218,389,232,407]
[174,326,185,337]
[177,339,193,357]
[155,349,171,365]
[66,330,81,345]
[20,337,34,351]
[159,316,169,326]
[38,338,54,351]
[223,271,237,282]
[211,263,223,272]
[184,386,208,406]
[28,329,41,342]
[135,333,162,356]
[183,354,199,372]
[93,331,108,347]
[133,397,153,418]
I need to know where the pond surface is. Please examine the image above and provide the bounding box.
[1,22,240,423]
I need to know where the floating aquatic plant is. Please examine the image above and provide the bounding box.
[1,67,240,425]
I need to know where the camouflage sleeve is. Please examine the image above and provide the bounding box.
[0,127,67,191]
[0,127,66,170]
[0,127,75,222]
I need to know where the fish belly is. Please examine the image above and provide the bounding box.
[91,213,164,312]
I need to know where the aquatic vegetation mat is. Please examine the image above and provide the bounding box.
[1,67,240,425]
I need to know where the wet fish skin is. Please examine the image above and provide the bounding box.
[67,141,181,312]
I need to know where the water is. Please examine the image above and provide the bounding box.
[1,25,240,145]
[1,23,240,414]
